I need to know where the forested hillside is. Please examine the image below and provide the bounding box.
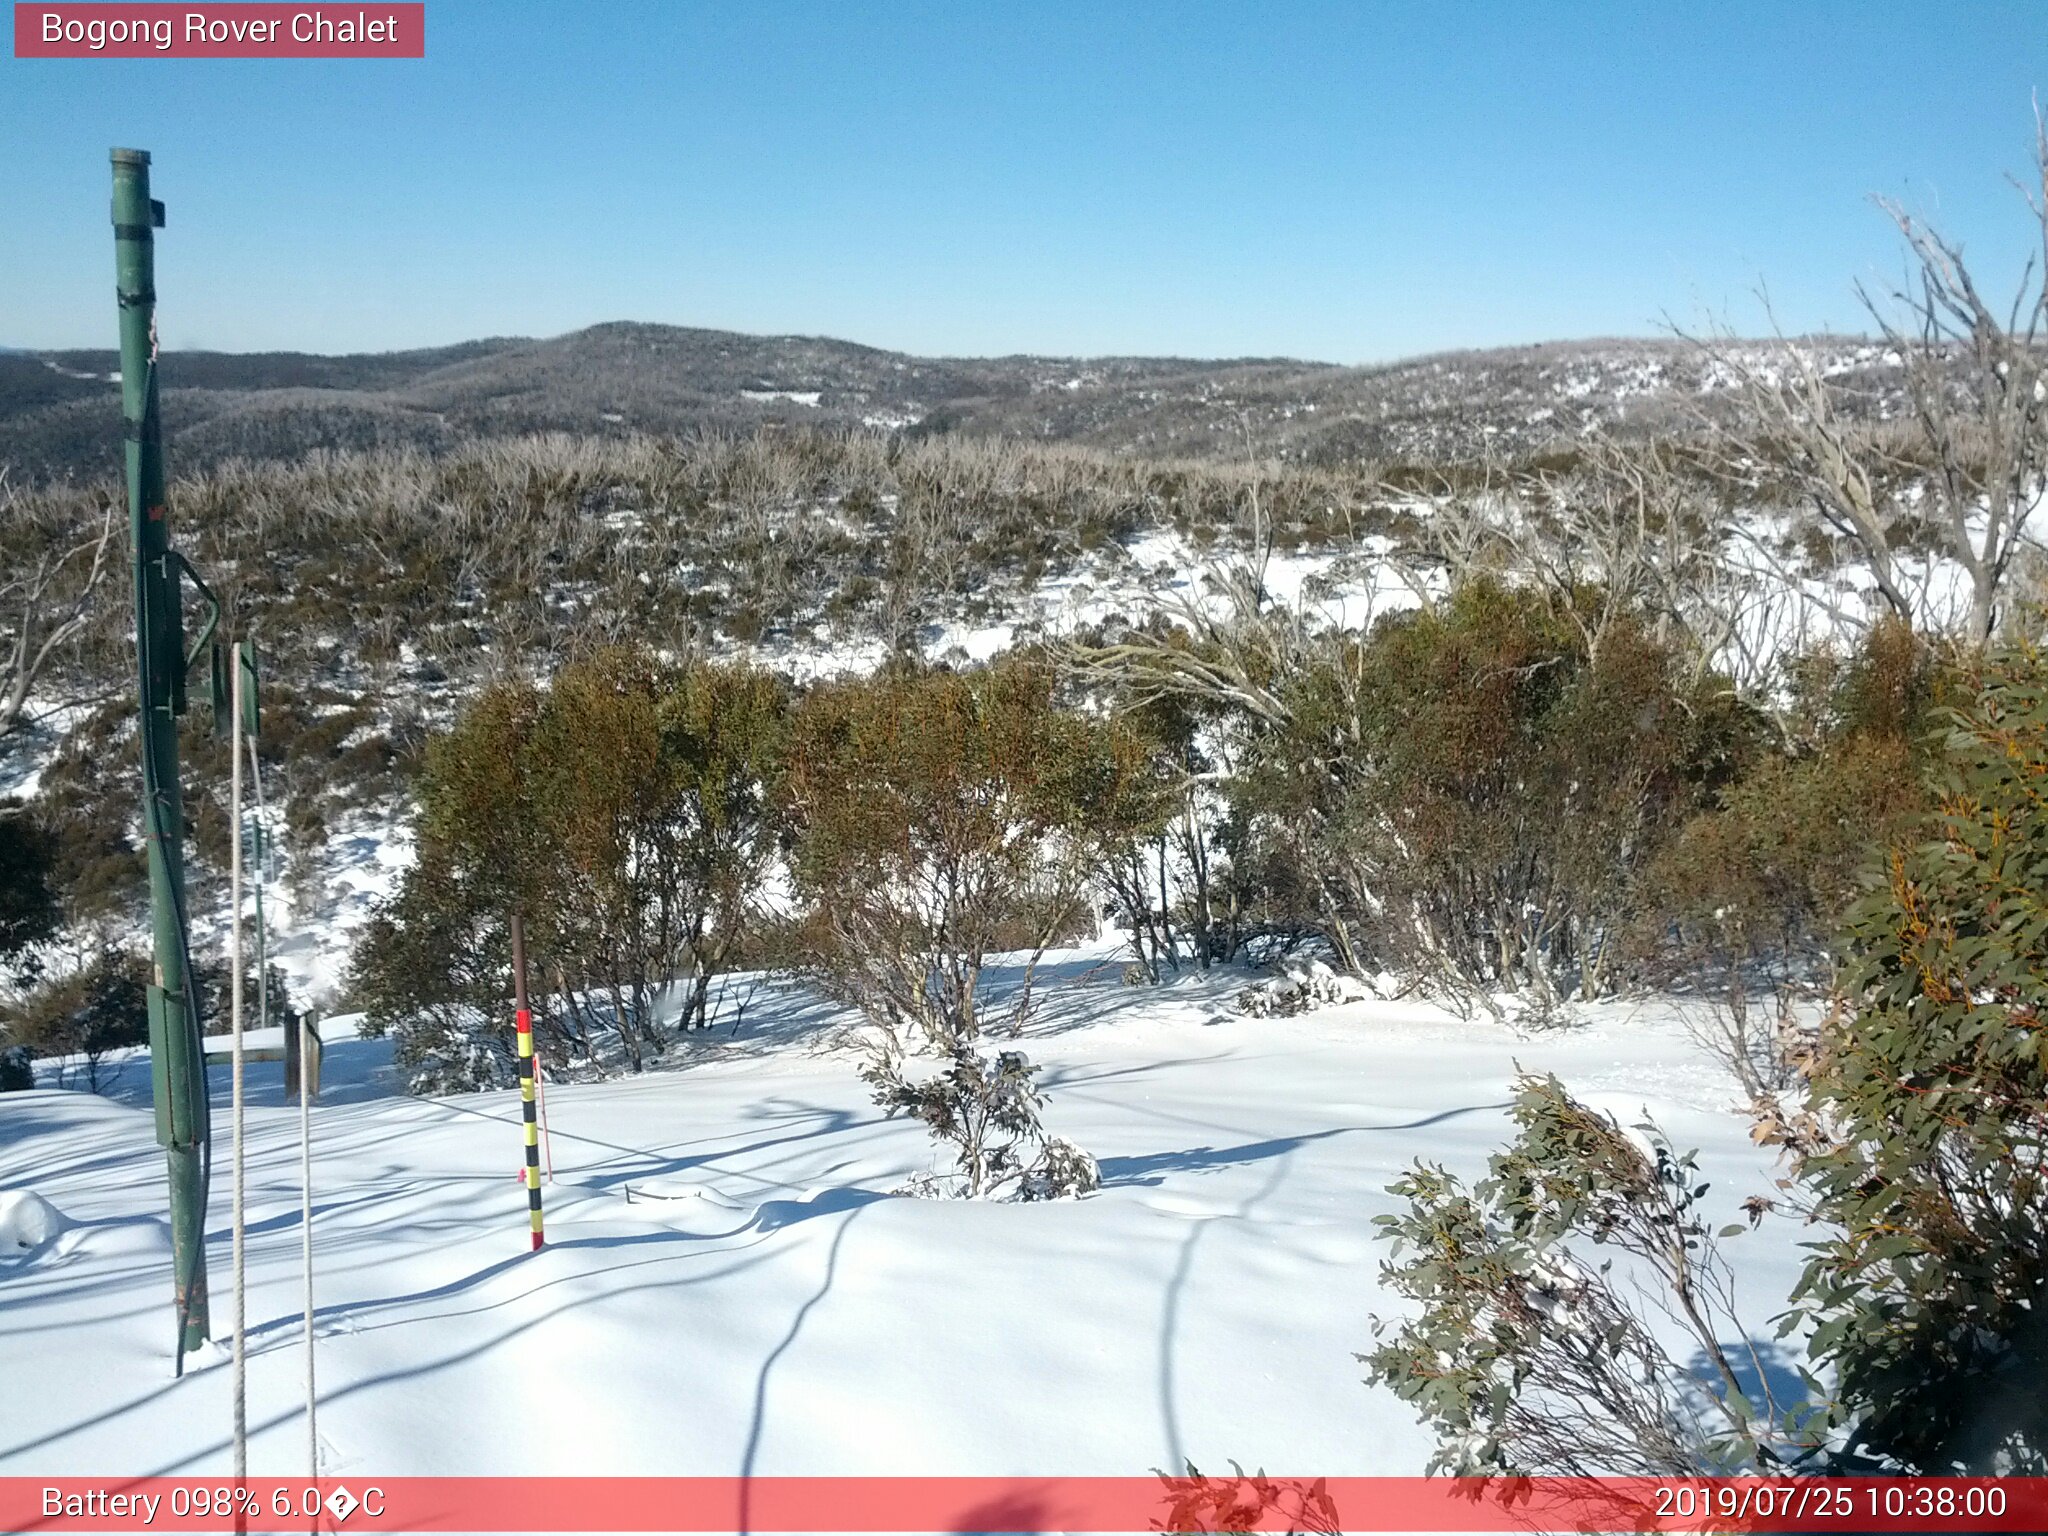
[0,322,1915,480]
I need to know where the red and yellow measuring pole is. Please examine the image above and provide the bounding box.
[510,915,544,1251]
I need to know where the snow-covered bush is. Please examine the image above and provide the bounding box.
[1018,1135,1101,1201]
[866,1042,1100,1200]
[0,1188,68,1256]
[1234,958,1366,1016]
[389,1008,516,1097]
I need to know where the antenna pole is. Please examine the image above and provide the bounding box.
[113,146,212,1363]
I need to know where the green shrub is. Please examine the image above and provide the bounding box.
[9,949,150,1094]
[1231,580,1749,1006]
[0,805,60,976]
[785,659,1126,1195]
[786,658,1114,1047]
[0,1044,32,1092]
[1367,635,2048,1481]
[1637,617,1949,979]
[1784,637,2048,1473]
[351,647,788,1089]
[1075,693,1203,982]
[1363,1074,1815,1478]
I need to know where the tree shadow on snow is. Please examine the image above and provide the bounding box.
[944,1491,1060,1536]
[736,1198,870,1533]
[72,1229,834,1476]
[1096,1103,1512,1187]
[1681,1335,1821,1433]
[233,1188,889,1354]
[418,1090,867,1200]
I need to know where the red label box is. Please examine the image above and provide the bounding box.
[4,1476,2048,1533]
[13,4,424,58]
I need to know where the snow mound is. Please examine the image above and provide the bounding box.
[0,1188,70,1257]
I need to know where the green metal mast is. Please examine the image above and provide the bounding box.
[113,147,214,1363]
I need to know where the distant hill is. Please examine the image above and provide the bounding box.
[0,321,1897,481]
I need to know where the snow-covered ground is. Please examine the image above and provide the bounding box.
[0,944,1806,1480]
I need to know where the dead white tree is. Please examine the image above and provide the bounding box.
[1392,436,1795,702]
[1064,424,1355,734]
[1531,439,1730,662]
[1863,179,2048,644]
[1063,430,1402,980]
[1386,456,1517,610]
[1693,117,2048,646]
[0,474,116,741]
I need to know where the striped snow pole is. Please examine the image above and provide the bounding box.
[511,914,544,1251]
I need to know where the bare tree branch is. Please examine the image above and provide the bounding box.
[0,472,117,740]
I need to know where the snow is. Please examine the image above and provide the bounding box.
[0,700,103,801]
[259,812,419,1010]
[894,524,1426,673]
[0,1188,69,1258]
[0,487,1879,1484]
[0,945,1810,1479]
[860,408,924,430]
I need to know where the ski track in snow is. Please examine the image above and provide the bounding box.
[0,947,1807,1479]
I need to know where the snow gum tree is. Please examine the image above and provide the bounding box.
[1630,618,1949,1080]
[1071,694,1185,983]
[1638,618,1942,972]
[352,647,787,1088]
[520,652,787,1052]
[785,658,1119,1197]
[1230,580,1746,1008]
[6,950,149,1095]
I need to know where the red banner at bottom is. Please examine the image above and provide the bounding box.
[5,1475,2044,1533]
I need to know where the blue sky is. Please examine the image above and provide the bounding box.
[3,1,2045,361]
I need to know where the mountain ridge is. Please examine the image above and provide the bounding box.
[0,320,1894,481]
